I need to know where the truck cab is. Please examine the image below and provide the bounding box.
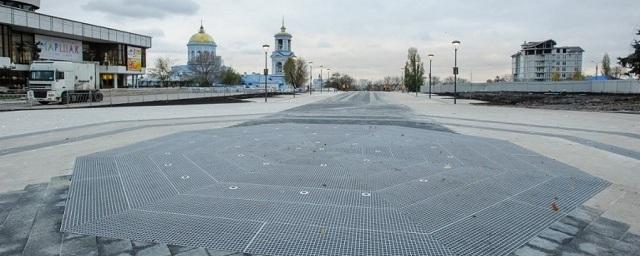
[28,61,101,104]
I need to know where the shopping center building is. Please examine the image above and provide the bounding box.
[0,0,152,92]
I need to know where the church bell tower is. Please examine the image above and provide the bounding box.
[271,19,295,76]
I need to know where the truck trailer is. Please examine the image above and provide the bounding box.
[28,61,103,104]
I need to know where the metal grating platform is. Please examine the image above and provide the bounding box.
[61,123,610,256]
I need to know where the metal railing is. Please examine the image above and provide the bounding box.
[0,86,279,111]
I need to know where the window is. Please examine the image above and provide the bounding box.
[30,71,54,81]
[0,25,10,58]
[57,72,64,80]
[82,43,127,66]
[10,31,35,64]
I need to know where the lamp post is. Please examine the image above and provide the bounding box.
[428,54,434,99]
[320,65,324,94]
[290,56,297,97]
[326,68,331,92]
[263,44,270,103]
[452,40,461,105]
[591,60,599,79]
[401,68,406,93]
[309,61,313,95]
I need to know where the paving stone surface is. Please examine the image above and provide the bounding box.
[0,92,632,256]
[512,206,640,256]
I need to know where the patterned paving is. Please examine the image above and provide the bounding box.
[61,122,610,256]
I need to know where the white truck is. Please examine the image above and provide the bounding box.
[28,61,103,104]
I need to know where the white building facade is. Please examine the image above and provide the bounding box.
[512,40,583,82]
[271,22,295,76]
[242,21,296,91]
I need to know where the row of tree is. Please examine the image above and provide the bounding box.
[282,57,357,91]
[362,75,470,92]
[148,54,243,87]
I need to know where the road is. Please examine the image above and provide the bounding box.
[0,92,638,256]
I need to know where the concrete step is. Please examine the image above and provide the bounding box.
[22,176,72,256]
[0,183,47,256]
[512,206,640,256]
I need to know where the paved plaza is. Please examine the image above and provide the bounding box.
[1,92,639,255]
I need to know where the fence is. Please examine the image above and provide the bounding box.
[421,80,640,94]
[0,86,278,111]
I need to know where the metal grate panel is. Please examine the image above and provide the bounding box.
[61,122,610,255]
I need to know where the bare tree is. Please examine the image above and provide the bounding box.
[326,72,355,91]
[602,53,612,78]
[571,71,585,81]
[148,57,174,87]
[443,76,469,84]
[431,76,442,85]
[189,52,221,86]
[283,57,308,93]
[612,65,626,80]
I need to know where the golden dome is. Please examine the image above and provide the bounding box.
[189,25,215,45]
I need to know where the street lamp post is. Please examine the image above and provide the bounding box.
[401,68,405,93]
[320,65,324,94]
[263,44,270,103]
[591,60,599,79]
[327,68,331,92]
[452,40,461,105]
[428,54,434,99]
[309,62,313,95]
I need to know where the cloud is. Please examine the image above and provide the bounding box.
[42,0,639,80]
[83,0,199,19]
[317,41,332,48]
[131,28,166,38]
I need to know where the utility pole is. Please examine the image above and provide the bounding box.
[428,54,434,99]
[452,40,461,105]
[320,66,324,94]
[308,62,313,95]
[262,44,270,103]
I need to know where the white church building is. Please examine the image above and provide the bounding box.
[242,21,296,92]
[170,24,223,82]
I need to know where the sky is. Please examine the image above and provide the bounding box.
[41,0,640,82]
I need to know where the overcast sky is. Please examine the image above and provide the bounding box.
[41,0,639,81]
